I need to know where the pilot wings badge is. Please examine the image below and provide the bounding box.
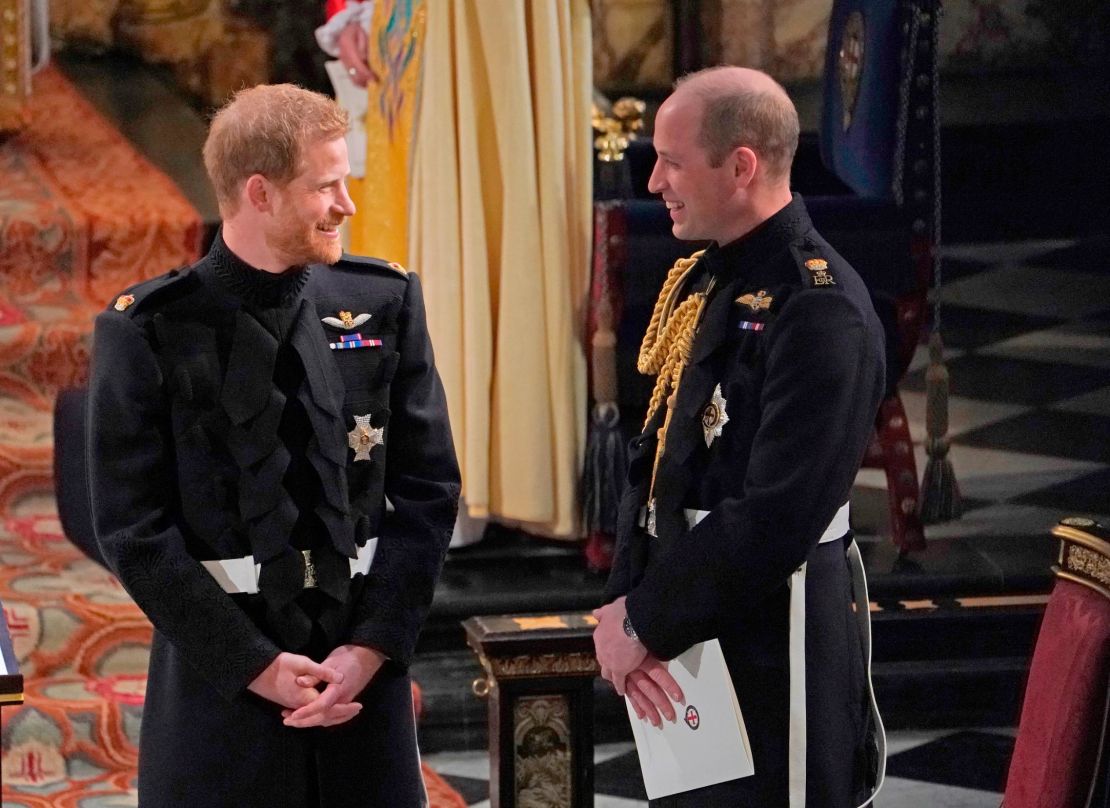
[735,289,773,313]
[322,310,372,330]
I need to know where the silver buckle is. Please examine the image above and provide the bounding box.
[302,550,318,589]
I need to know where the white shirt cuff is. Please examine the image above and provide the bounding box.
[314,1,374,58]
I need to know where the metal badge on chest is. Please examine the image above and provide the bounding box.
[348,414,384,461]
[322,310,382,349]
[702,383,729,448]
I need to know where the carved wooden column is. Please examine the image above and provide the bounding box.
[0,597,26,793]
[463,612,599,808]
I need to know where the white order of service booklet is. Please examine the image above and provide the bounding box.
[626,639,754,799]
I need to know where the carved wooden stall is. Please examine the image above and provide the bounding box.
[0,0,48,133]
[464,613,600,808]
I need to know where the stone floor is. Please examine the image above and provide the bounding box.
[425,728,1020,807]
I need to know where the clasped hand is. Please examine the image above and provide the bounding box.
[247,645,385,728]
[593,597,685,727]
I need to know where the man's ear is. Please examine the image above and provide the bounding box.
[244,174,272,213]
[732,146,758,189]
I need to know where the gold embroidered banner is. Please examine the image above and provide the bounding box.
[347,0,427,263]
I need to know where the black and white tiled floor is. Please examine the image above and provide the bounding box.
[424,729,1019,806]
[860,237,1110,536]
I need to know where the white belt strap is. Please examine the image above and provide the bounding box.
[201,538,379,595]
[787,538,885,808]
[848,540,887,808]
[684,501,850,544]
[788,561,808,808]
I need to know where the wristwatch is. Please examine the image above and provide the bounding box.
[622,614,638,641]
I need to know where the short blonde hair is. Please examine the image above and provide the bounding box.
[203,84,349,212]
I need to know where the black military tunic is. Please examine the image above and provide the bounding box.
[87,233,460,807]
[606,196,886,807]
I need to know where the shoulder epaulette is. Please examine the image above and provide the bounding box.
[790,242,836,289]
[108,267,192,317]
[332,253,409,278]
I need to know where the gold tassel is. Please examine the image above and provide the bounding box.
[919,332,962,523]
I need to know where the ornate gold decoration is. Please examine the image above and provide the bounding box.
[482,652,600,680]
[114,294,135,312]
[805,258,836,286]
[592,96,646,162]
[0,0,28,124]
[339,310,355,329]
[1066,545,1110,586]
[1053,520,1110,600]
[514,696,572,805]
[735,289,773,313]
[839,11,865,131]
[1061,517,1096,529]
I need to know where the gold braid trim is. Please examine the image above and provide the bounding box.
[637,250,707,428]
[637,250,705,375]
[635,251,715,528]
[642,293,707,428]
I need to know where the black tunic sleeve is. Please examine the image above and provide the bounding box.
[346,272,461,667]
[87,311,281,701]
[625,289,885,659]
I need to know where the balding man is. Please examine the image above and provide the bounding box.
[594,67,886,806]
[87,84,459,806]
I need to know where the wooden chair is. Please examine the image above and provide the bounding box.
[1003,518,1110,808]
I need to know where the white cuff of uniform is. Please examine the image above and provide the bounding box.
[314,1,374,57]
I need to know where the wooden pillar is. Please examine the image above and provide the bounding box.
[0,597,26,793]
[673,0,712,77]
[463,612,599,808]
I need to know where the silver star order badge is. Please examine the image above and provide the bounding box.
[702,384,729,448]
[348,414,384,462]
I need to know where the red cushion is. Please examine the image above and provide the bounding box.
[1004,579,1110,807]
[325,0,347,20]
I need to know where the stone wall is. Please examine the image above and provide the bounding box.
[593,0,1060,93]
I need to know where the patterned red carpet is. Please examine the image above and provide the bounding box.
[0,65,203,513]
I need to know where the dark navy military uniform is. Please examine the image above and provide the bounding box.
[87,233,460,807]
[606,196,886,807]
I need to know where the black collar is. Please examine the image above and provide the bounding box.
[698,194,812,284]
[209,230,311,308]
